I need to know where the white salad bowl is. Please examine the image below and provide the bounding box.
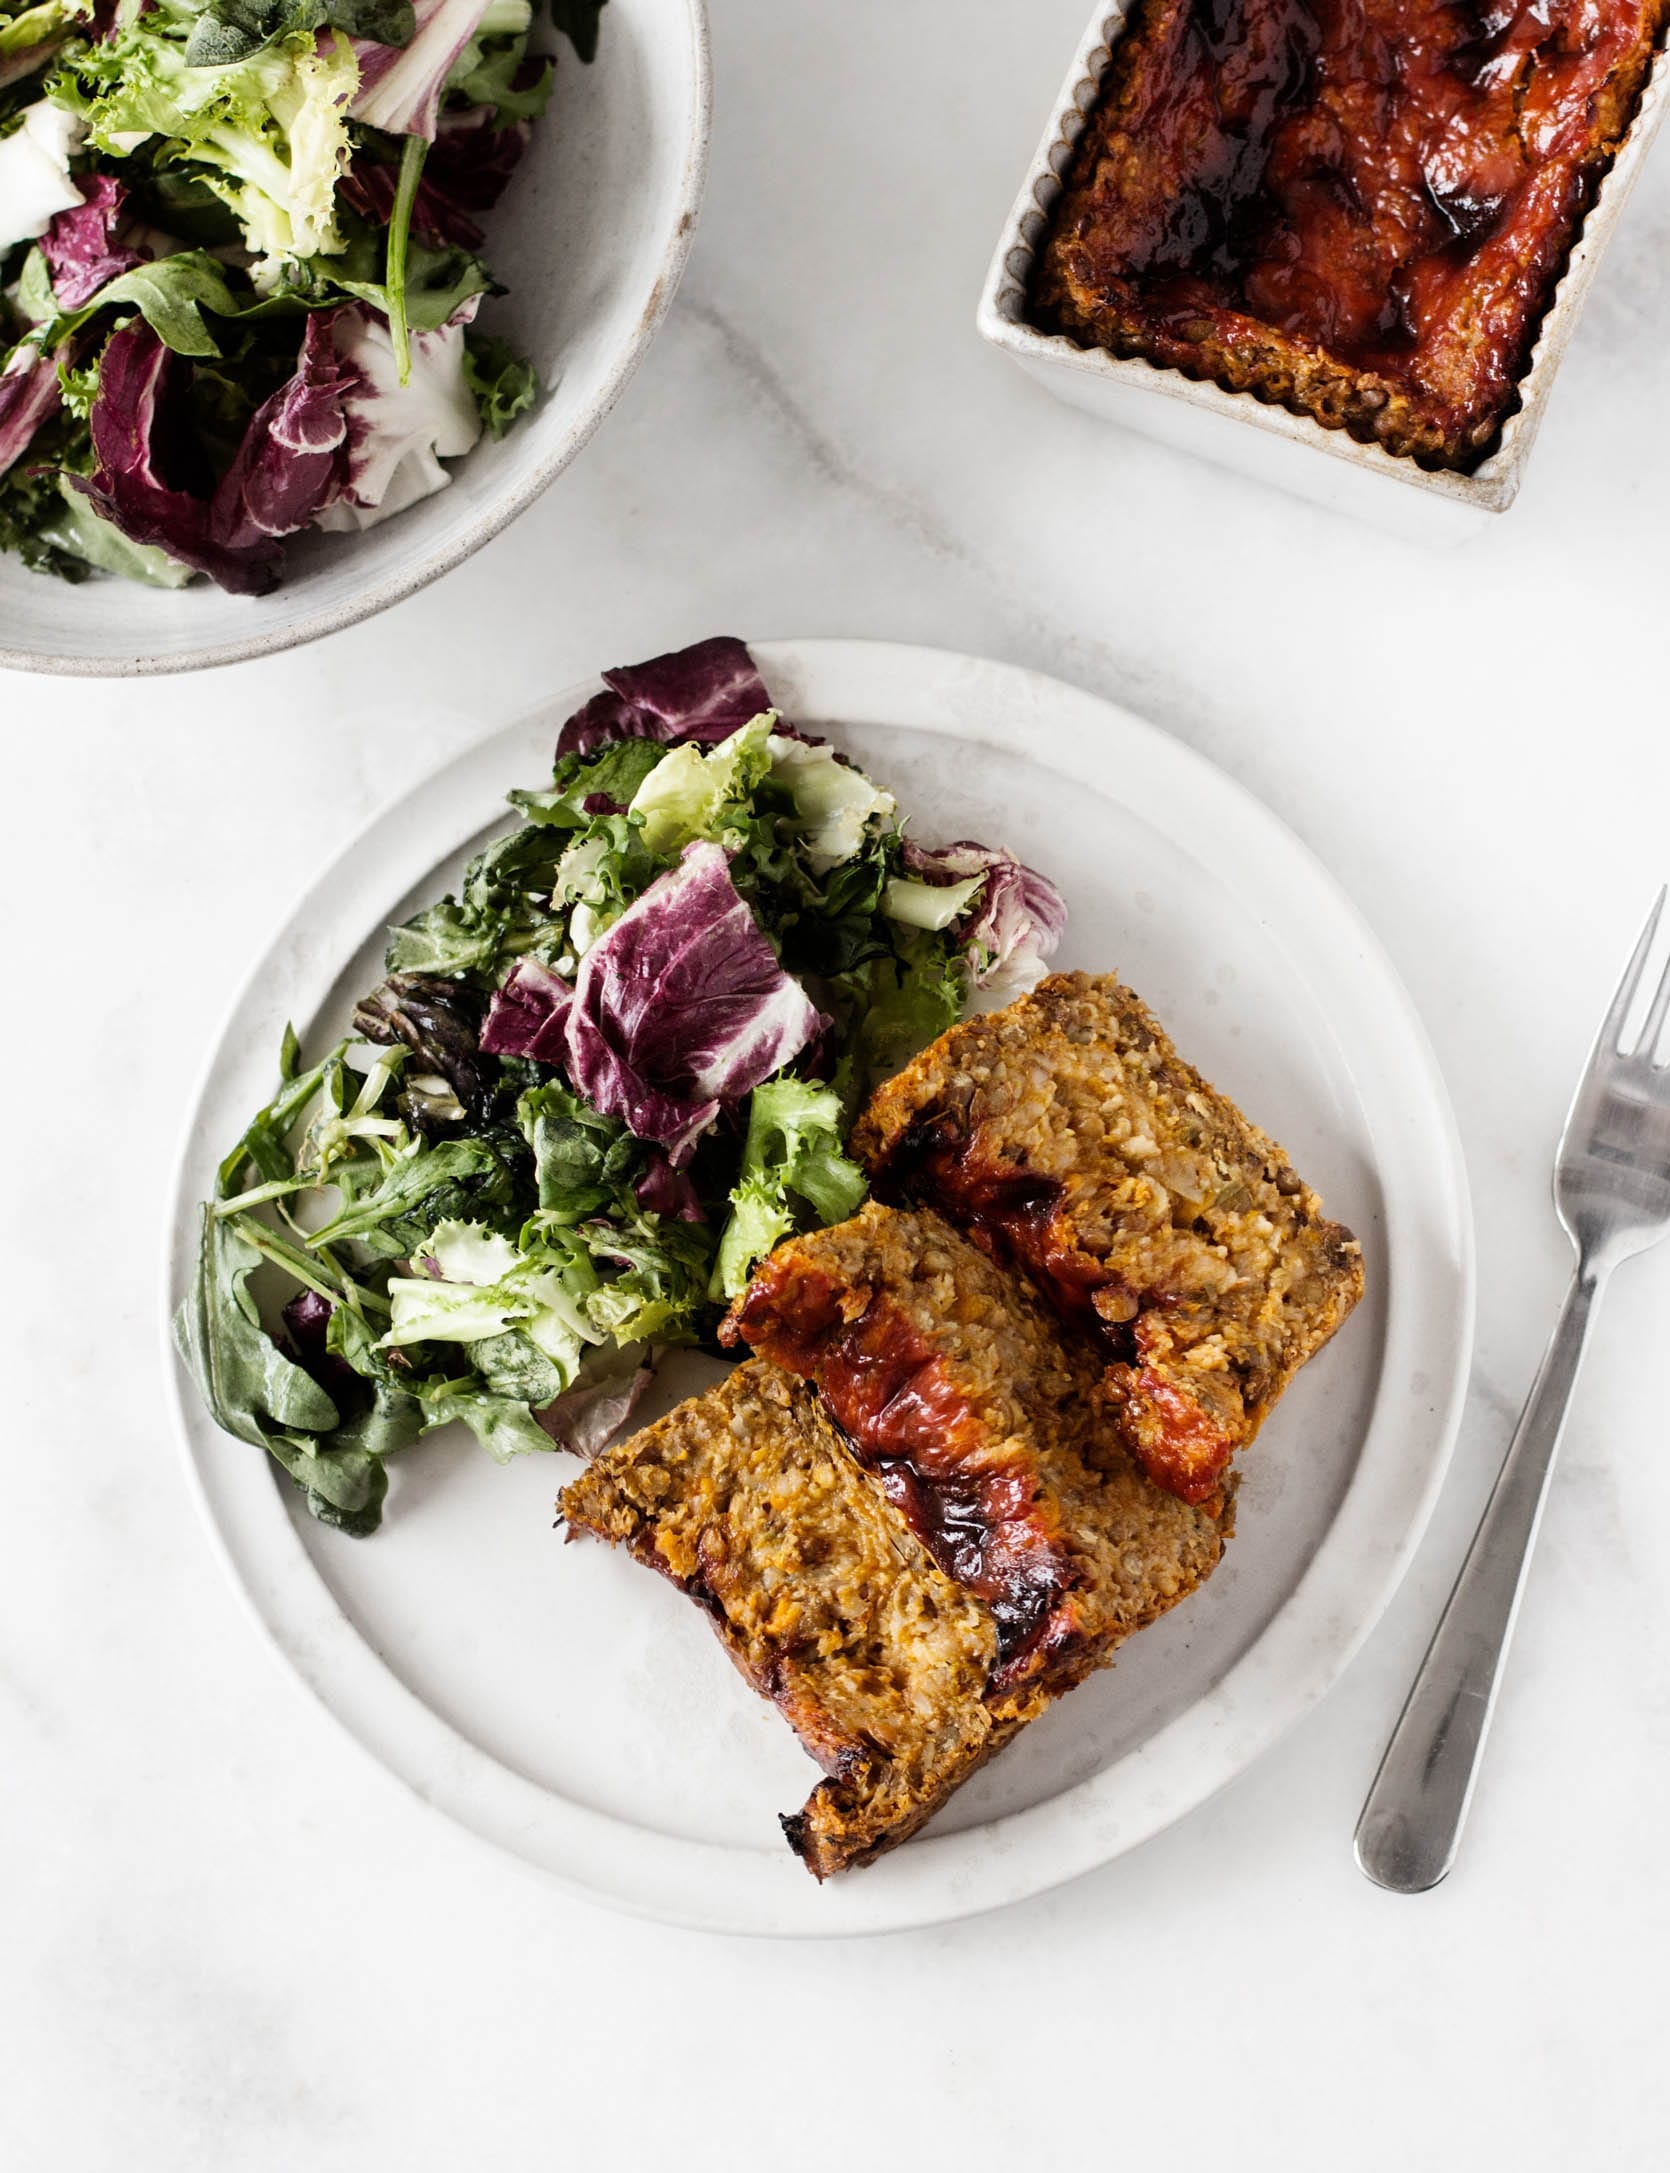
[0,0,710,677]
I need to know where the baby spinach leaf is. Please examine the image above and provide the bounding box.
[518,1079,639,1218]
[417,1380,556,1463]
[177,1208,342,1449]
[182,0,414,68]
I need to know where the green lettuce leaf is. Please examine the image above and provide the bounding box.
[626,715,773,855]
[463,330,538,439]
[511,739,668,832]
[712,1078,867,1298]
[449,32,553,123]
[52,7,357,276]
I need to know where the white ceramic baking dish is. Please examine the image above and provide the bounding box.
[977,5,1669,543]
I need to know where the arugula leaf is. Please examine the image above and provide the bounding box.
[551,0,606,61]
[323,231,498,337]
[384,131,427,386]
[309,1134,525,1253]
[33,475,194,587]
[39,253,251,360]
[0,405,95,582]
[179,1210,342,1447]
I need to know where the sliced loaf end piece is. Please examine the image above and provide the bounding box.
[559,1358,1010,1878]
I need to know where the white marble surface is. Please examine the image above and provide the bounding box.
[4,2,1669,2162]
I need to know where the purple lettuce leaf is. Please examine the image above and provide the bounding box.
[479,958,574,1064]
[340,103,530,251]
[40,174,143,310]
[557,636,773,758]
[351,0,492,142]
[633,1153,706,1222]
[565,840,824,1164]
[0,343,61,480]
[210,311,361,559]
[70,315,358,595]
[537,1344,653,1457]
[902,838,1067,991]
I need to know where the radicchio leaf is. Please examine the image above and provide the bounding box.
[0,342,60,480]
[351,0,491,141]
[479,958,574,1065]
[40,173,141,309]
[633,1153,705,1222]
[70,314,359,595]
[340,103,530,252]
[556,636,774,758]
[537,1342,652,1457]
[211,310,362,560]
[565,841,824,1164]
[902,839,1068,992]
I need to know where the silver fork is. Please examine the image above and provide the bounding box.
[1356,889,1670,1893]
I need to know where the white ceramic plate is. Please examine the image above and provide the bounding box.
[0,0,709,676]
[163,641,1473,1935]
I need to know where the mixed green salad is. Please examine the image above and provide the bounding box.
[178,637,1068,1533]
[0,0,605,591]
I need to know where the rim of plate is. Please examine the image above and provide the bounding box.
[161,639,1475,1936]
[1,4,712,679]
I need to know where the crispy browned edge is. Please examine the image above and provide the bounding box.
[1028,1,1669,468]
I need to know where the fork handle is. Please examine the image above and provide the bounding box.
[1355,1261,1606,1892]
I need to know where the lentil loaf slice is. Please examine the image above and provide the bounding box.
[850,972,1364,1508]
[721,1201,1231,1696]
[558,1358,1018,1879]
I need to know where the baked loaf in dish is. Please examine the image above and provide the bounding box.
[851,973,1364,1508]
[722,1203,1229,1697]
[1030,0,1668,467]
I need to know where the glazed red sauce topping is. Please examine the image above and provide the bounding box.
[875,1127,1136,1356]
[725,1264,1076,1681]
[1117,1366,1236,1506]
[875,1126,1232,1506]
[1059,0,1650,424]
